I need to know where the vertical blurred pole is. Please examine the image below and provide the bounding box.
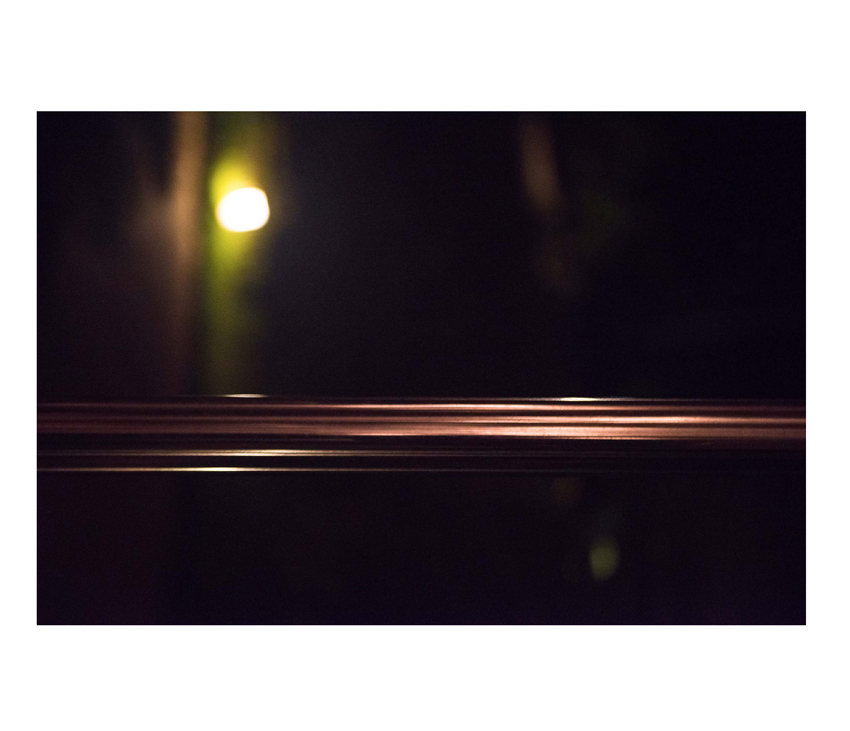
[519,116,572,294]
[169,111,207,393]
[161,113,208,620]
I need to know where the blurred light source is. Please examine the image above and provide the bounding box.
[215,187,269,232]
[589,536,620,581]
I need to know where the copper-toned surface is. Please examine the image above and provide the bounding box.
[38,399,805,472]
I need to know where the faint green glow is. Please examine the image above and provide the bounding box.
[216,187,269,232]
[210,156,257,206]
[589,536,620,581]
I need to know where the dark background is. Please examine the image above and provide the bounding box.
[37,113,805,623]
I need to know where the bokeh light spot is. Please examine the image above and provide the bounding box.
[215,187,269,232]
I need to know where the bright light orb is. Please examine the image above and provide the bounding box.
[215,187,270,232]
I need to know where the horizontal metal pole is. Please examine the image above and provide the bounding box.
[38,398,805,472]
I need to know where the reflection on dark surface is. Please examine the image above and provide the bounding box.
[38,470,804,624]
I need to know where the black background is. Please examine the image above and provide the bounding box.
[37,113,805,623]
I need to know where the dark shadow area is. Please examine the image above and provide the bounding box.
[38,470,805,624]
[38,112,805,399]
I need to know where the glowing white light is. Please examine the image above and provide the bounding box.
[215,187,270,232]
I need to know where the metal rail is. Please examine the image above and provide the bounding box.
[37,398,805,472]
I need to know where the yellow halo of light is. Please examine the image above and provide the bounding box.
[215,187,270,232]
